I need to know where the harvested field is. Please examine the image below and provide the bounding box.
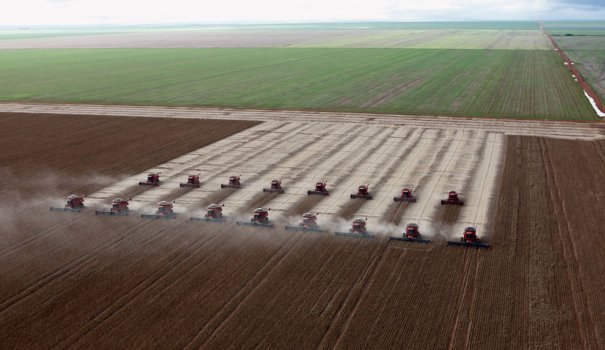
[2,108,605,348]
[0,29,550,50]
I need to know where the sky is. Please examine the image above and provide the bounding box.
[2,0,605,26]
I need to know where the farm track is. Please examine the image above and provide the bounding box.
[2,113,605,348]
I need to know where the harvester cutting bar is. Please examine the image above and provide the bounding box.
[140,213,177,220]
[394,197,416,202]
[95,210,128,216]
[307,190,329,196]
[285,225,326,233]
[190,216,225,223]
[389,236,430,244]
[334,232,375,239]
[179,183,201,188]
[49,207,84,213]
[447,240,490,249]
[236,221,274,228]
[441,200,464,205]
[350,194,373,199]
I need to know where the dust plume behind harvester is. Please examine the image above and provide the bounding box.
[190,203,225,223]
[351,184,373,200]
[263,179,284,194]
[179,173,201,188]
[285,212,325,232]
[139,172,161,187]
[221,175,241,189]
[140,201,176,220]
[389,223,430,244]
[447,227,490,248]
[95,198,130,216]
[50,194,86,213]
[441,191,464,205]
[236,208,274,228]
[308,181,329,196]
[335,217,375,238]
[394,186,416,202]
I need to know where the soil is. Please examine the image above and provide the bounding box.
[1,112,605,349]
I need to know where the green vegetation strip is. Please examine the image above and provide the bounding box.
[0,48,596,120]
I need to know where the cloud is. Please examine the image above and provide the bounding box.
[0,0,604,25]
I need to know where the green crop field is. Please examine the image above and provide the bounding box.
[0,48,595,119]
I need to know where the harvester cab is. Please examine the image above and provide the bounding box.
[335,217,374,238]
[141,201,177,219]
[441,191,464,206]
[394,186,417,202]
[351,184,373,200]
[221,175,242,189]
[263,179,284,194]
[447,226,490,248]
[139,172,161,186]
[237,208,274,227]
[389,223,431,243]
[50,194,86,212]
[308,181,329,196]
[95,197,130,216]
[285,212,325,232]
[206,203,223,219]
[180,173,201,188]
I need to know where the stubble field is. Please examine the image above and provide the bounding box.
[1,109,604,348]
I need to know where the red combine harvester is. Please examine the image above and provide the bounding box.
[285,212,325,232]
[139,172,161,186]
[237,208,274,227]
[394,186,416,202]
[263,179,284,194]
[335,217,375,238]
[441,191,464,205]
[447,227,490,248]
[190,204,225,223]
[140,201,176,219]
[50,194,86,213]
[351,184,373,200]
[179,173,201,188]
[221,175,241,189]
[95,198,130,216]
[389,223,430,244]
[308,181,329,196]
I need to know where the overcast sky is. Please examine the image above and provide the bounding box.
[2,0,604,25]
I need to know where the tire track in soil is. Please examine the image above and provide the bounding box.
[375,128,447,224]
[105,123,288,206]
[236,123,350,212]
[346,128,429,222]
[64,225,266,348]
[183,231,306,349]
[0,220,156,314]
[93,121,308,207]
[402,129,465,235]
[316,237,390,350]
[281,125,380,217]
[446,248,472,350]
[540,139,601,349]
[57,222,237,348]
[333,127,420,219]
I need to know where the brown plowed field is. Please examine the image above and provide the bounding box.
[1,113,605,349]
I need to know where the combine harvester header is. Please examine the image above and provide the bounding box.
[335,217,375,239]
[447,227,490,249]
[190,203,225,223]
[236,208,274,228]
[285,212,326,233]
[95,197,130,216]
[50,194,86,213]
[140,201,177,220]
[389,223,430,244]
